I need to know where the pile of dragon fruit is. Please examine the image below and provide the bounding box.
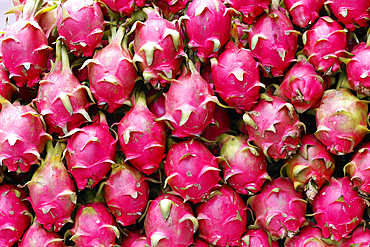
[2,0,370,246]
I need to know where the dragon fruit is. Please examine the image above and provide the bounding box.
[25,141,76,232]
[201,105,231,142]
[130,8,186,87]
[314,88,369,155]
[211,41,264,113]
[1,0,51,88]
[302,16,349,75]
[34,41,93,136]
[121,229,149,247]
[224,0,271,24]
[102,160,150,226]
[164,139,221,203]
[248,1,299,77]
[312,176,368,241]
[117,91,166,175]
[338,226,370,246]
[148,91,166,118]
[19,221,66,247]
[144,194,198,247]
[241,229,279,247]
[65,112,117,190]
[243,93,305,161]
[100,0,146,15]
[56,0,106,57]
[0,184,32,246]
[196,185,249,247]
[0,64,17,102]
[248,177,308,240]
[69,202,120,246]
[344,142,370,196]
[280,134,335,200]
[155,61,218,137]
[192,237,210,247]
[325,0,370,31]
[0,99,52,173]
[218,133,271,195]
[274,55,328,113]
[82,24,139,113]
[153,0,189,16]
[284,222,334,247]
[181,0,234,62]
[282,0,324,27]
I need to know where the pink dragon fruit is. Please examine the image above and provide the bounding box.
[102,161,150,226]
[282,0,324,27]
[284,222,335,247]
[121,228,149,247]
[181,0,234,61]
[218,133,271,195]
[0,99,52,173]
[148,91,166,118]
[100,0,146,15]
[130,8,186,87]
[338,226,370,246]
[243,93,305,161]
[314,88,369,155]
[196,185,249,247]
[281,134,335,200]
[248,177,308,240]
[56,0,106,57]
[201,105,231,142]
[69,202,120,246]
[153,0,189,15]
[34,41,93,136]
[241,229,279,247]
[164,139,221,203]
[274,55,329,113]
[224,0,271,24]
[344,142,370,196]
[312,176,369,241]
[19,221,66,247]
[156,61,218,137]
[211,41,264,113]
[0,184,32,246]
[25,141,77,232]
[117,91,166,175]
[302,16,349,75]
[1,0,52,88]
[248,1,299,77]
[192,237,210,247]
[65,112,117,190]
[325,0,370,31]
[0,64,17,103]
[144,194,198,247]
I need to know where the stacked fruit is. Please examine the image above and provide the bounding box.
[1,0,370,246]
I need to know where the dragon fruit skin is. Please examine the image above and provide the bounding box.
[201,105,231,142]
[338,226,370,246]
[282,0,324,27]
[144,194,198,247]
[164,139,221,203]
[19,221,66,247]
[0,100,52,173]
[196,185,249,247]
[26,142,77,232]
[56,0,106,57]
[248,177,308,240]
[83,25,138,113]
[192,237,210,247]
[224,0,271,24]
[100,0,146,15]
[248,4,299,77]
[117,91,166,175]
[1,0,52,88]
[312,176,368,241]
[130,8,186,87]
[218,133,271,195]
[325,0,370,31]
[156,61,217,137]
[0,64,17,102]
[102,161,150,226]
[154,0,189,15]
[121,228,149,247]
[181,0,234,62]
[65,112,117,190]
[243,94,305,161]
[34,41,93,136]
[344,142,370,196]
[302,16,349,75]
[274,56,328,113]
[241,229,279,247]
[211,41,264,113]
[69,202,120,247]
[281,134,335,200]
[314,88,370,155]
[0,184,32,247]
